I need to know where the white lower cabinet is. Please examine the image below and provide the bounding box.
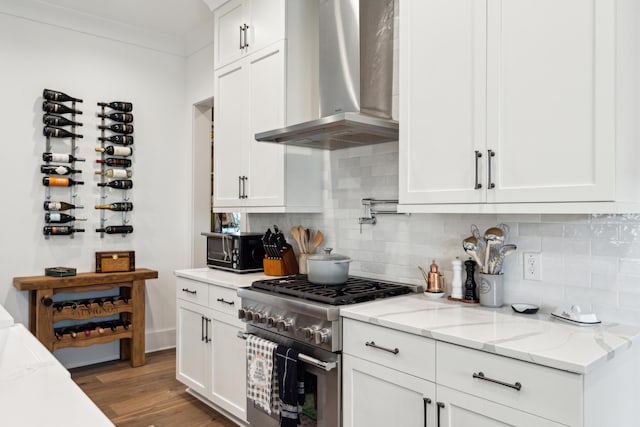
[343,319,578,427]
[343,354,436,427]
[176,277,247,424]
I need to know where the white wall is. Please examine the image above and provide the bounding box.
[0,11,191,367]
[249,142,640,326]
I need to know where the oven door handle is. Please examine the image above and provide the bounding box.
[237,332,338,372]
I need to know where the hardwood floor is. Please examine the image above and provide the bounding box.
[70,349,238,427]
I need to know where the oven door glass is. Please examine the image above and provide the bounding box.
[207,235,232,264]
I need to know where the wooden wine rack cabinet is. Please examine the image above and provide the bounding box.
[13,269,158,367]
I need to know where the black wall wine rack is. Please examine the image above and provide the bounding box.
[41,88,85,238]
[96,101,134,237]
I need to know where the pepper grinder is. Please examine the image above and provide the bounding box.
[451,257,463,299]
[464,258,479,302]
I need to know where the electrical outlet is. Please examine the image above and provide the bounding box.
[523,252,541,280]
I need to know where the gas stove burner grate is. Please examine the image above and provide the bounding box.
[251,275,413,305]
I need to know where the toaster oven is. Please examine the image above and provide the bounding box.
[202,232,264,273]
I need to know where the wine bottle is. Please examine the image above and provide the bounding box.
[44,200,83,211]
[98,135,134,145]
[95,146,132,156]
[42,101,82,115]
[97,101,133,112]
[96,225,134,234]
[43,126,83,139]
[97,158,132,167]
[45,212,86,224]
[43,114,83,127]
[42,177,84,187]
[97,112,133,123]
[43,152,85,163]
[97,179,133,190]
[94,202,133,212]
[98,124,133,134]
[40,164,82,175]
[95,169,132,179]
[43,226,85,235]
[43,89,83,103]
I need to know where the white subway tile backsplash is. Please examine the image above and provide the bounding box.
[248,143,640,325]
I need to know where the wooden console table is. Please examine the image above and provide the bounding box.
[13,269,158,367]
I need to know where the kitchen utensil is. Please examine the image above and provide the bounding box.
[299,225,308,254]
[462,235,484,271]
[291,226,304,253]
[511,303,539,314]
[483,227,505,273]
[307,248,351,285]
[306,228,312,253]
[489,244,518,274]
[421,260,446,293]
[312,230,324,253]
[550,305,601,326]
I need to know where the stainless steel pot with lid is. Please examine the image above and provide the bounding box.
[306,248,351,285]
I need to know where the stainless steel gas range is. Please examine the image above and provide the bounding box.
[237,275,418,427]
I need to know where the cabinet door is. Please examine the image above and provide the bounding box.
[245,42,286,207]
[343,355,436,427]
[246,0,285,54]
[176,301,210,396]
[486,0,615,203]
[208,317,247,422]
[437,385,567,427]
[213,61,249,208]
[215,0,246,69]
[399,0,487,204]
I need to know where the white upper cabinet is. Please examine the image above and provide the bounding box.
[400,0,639,213]
[214,0,285,70]
[213,1,323,212]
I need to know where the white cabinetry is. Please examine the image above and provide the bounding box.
[214,0,285,70]
[175,277,247,424]
[342,319,436,427]
[399,0,640,213]
[213,0,322,213]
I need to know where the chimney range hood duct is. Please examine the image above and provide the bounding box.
[255,0,397,150]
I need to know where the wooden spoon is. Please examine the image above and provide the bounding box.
[298,225,308,254]
[311,230,323,254]
[290,226,304,253]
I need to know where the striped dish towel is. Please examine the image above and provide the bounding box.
[246,335,279,415]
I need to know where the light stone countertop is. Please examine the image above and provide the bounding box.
[340,294,640,374]
[174,267,273,290]
[0,302,14,328]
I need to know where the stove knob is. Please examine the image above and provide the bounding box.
[266,316,280,327]
[302,326,318,340]
[254,312,266,323]
[244,310,254,321]
[237,308,247,320]
[314,328,331,345]
[276,318,294,332]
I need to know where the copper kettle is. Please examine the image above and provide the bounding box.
[419,260,446,293]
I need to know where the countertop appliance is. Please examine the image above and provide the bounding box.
[255,0,398,150]
[202,232,265,273]
[238,275,417,426]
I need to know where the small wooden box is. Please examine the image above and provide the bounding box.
[95,251,135,273]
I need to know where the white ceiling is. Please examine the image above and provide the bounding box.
[39,0,213,37]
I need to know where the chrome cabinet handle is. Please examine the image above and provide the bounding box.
[487,149,496,189]
[474,150,482,189]
[238,176,244,199]
[436,402,445,427]
[239,25,243,49]
[217,297,235,306]
[206,318,212,343]
[201,316,206,342]
[182,288,196,295]
[473,371,522,391]
[365,341,399,355]
[423,397,432,427]
[241,176,248,198]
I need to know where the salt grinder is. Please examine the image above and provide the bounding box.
[451,257,463,299]
[464,258,478,301]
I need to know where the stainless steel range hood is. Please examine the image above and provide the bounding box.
[255,0,397,150]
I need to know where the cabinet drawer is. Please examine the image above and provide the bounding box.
[209,285,240,316]
[176,278,209,306]
[343,318,435,381]
[437,342,582,426]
